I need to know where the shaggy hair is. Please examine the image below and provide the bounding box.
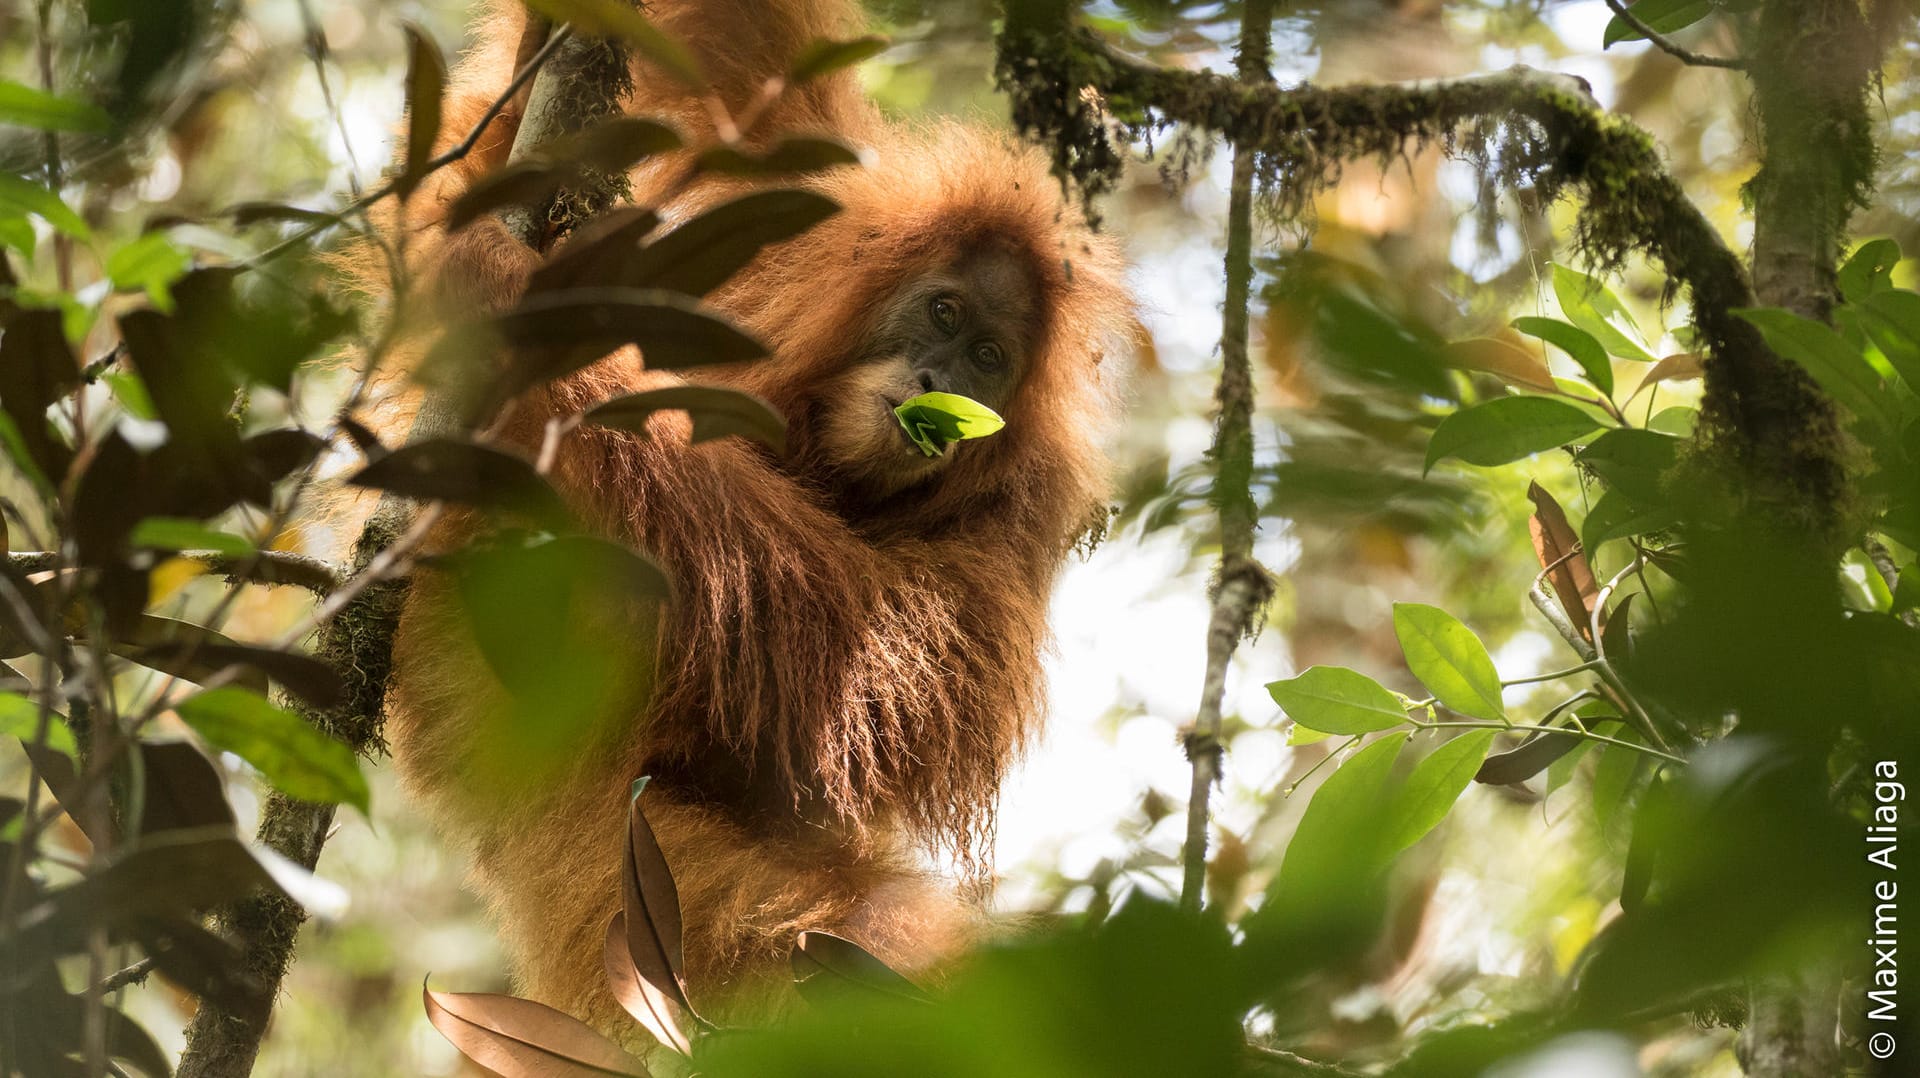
[373,0,1131,1036]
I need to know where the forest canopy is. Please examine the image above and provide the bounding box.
[1,1,1917,1076]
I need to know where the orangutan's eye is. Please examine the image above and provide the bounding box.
[929,295,961,334]
[971,341,1005,372]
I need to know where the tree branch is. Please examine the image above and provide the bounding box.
[1179,0,1276,915]
[998,24,1845,530]
[9,550,344,595]
[1600,0,1746,70]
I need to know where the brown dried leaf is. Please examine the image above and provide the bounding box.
[603,912,693,1055]
[1441,337,1558,393]
[423,984,650,1077]
[1628,353,1705,399]
[791,930,928,1004]
[621,790,696,1015]
[1527,481,1600,643]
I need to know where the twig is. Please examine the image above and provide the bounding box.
[1179,0,1277,915]
[1501,660,1603,687]
[8,550,345,595]
[1246,1042,1365,1077]
[1409,719,1686,765]
[1601,0,1747,70]
[295,0,366,197]
[242,24,575,269]
[98,957,157,994]
[1282,735,1362,797]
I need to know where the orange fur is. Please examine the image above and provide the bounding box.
[375,0,1131,1038]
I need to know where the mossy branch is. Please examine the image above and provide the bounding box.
[1179,0,1275,914]
[997,20,1846,535]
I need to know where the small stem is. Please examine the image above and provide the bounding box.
[1590,558,1672,752]
[1529,580,1597,662]
[98,957,156,995]
[1409,718,1686,764]
[296,0,365,199]
[1501,660,1603,687]
[1284,736,1364,797]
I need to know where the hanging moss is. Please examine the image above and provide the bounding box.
[996,24,1852,545]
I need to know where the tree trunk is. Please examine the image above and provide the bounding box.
[1735,2,1878,1073]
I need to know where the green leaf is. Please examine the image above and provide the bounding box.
[175,687,370,815]
[697,137,861,177]
[1839,238,1901,303]
[0,173,89,239]
[1270,733,1408,910]
[1735,306,1895,435]
[1856,289,1920,392]
[531,189,838,300]
[893,392,1005,457]
[1551,264,1653,362]
[0,211,33,257]
[788,35,889,83]
[397,22,447,199]
[1591,731,1647,839]
[101,370,156,420]
[1840,548,1894,613]
[1577,428,1679,503]
[1388,730,1496,852]
[1392,603,1504,721]
[0,80,111,134]
[494,288,769,390]
[1893,561,1920,615]
[545,117,683,175]
[347,437,569,524]
[1312,291,1457,400]
[521,0,706,90]
[583,385,787,452]
[1287,723,1331,746]
[0,692,76,755]
[130,517,256,558]
[105,233,191,310]
[1423,397,1603,473]
[1511,316,1613,396]
[1547,736,1598,797]
[1647,406,1698,437]
[443,161,570,233]
[1603,0,1715,47]
[1581,490,1676,555]
[1266,666,1408,735]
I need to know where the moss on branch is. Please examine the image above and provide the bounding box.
[997,24,1848,540]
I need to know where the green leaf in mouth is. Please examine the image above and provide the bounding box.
[892,392,1006,457]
